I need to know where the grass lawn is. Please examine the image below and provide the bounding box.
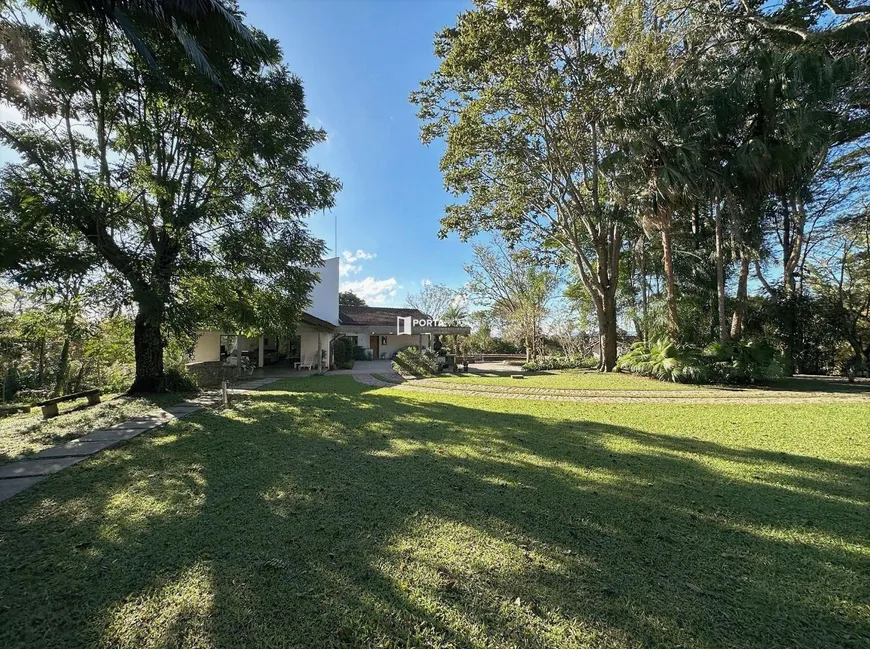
[0,376,867,648]
[431,370,708,390]
[0,393,187,464]
[432,369,870,394]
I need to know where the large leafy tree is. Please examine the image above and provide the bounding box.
[464,238,557,362]
[413,0,631,370]
[1,0,264,93]
[338,291,367,307]
[0,3,338,391]
[405,283,456,321]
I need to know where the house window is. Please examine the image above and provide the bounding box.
[345,335,358,346]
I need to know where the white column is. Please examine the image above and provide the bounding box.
[316,332,323,373]
[258,335,264,368]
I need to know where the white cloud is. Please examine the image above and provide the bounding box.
[339,249,376,277]
[340,277,401,305]
[339,261,360,277]
[420,278,432,286]
[342,249,376,263]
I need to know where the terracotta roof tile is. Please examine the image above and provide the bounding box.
[338,306,433,327]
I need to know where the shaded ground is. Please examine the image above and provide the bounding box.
[0,377,867,648]
[0,393,187,464]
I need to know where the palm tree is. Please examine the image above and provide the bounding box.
[441,303,469,356]
[615,75,710,340]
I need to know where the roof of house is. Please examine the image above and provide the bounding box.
[300,311,336,330]
[338,306,433,327]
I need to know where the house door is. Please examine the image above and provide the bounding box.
[369,335,379,359]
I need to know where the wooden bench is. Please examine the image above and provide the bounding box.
[37,389,101,419]
[0,405,31,418]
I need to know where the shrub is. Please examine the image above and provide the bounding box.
[100,362,136,393]
[616,338,708,383]
[352,345,368,361]
[617,337,786,385]
[334,337,355,369]
[12,388,49,404]
[702,339,786,384]
[521,356,597,372]
[392,346,439,377]
[162,367,198,393]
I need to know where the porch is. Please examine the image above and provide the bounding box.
[189,312,337,383]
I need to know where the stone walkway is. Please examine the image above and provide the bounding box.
[0,377,280,504]
[354,374,870,404]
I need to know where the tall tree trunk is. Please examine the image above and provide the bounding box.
[37,338,45,386]
[52,338,70,397]
[130,303,165,393]
[599,293,618,372]
[641,242,649,342]
[714,202,729,343]
[730,254,749,339]
[659,211,679,339]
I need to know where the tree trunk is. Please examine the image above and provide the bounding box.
[52,338,70,398]
[599,294,619,372]
[730,254,749,339]
[130,304,165,393]
[72,359,87,393]
[37,338,45,385]
[641,243,649,342]
[660,212,679,339]
[714,202,729,343]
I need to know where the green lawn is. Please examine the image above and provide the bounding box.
[432,369,870,394]
[0,392,187,463]
[432,370,707,390]
[0,376,867,648]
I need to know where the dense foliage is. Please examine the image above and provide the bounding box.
[617,338,786,384]
[392,347,440,378]
[0,1,338,392]
[333,337,355,370]
[522,357,597,372]
[0,299,197,402]
[417,0,870,378]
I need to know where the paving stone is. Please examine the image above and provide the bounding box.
[77,428,145,442]
[0,456,85,479]
[33,440,119,458]
[0,476,46,502]
[108,419,162,430]
[164,407,200,418]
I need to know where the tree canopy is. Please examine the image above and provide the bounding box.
[0,1,338,391]
[416,0,870,376]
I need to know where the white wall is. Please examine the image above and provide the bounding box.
[192,331,222,362]
[298,323,327,365]
[371,334,429,359]
[305,257,339,325]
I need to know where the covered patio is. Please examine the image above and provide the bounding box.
[189,312,337,380]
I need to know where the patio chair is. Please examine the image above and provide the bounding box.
[296,354,315,370]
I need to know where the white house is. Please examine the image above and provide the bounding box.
[190,257,469,371]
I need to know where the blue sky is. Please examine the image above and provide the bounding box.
[242,0,475,305]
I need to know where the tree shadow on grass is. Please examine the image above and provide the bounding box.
[0,377,867,648]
